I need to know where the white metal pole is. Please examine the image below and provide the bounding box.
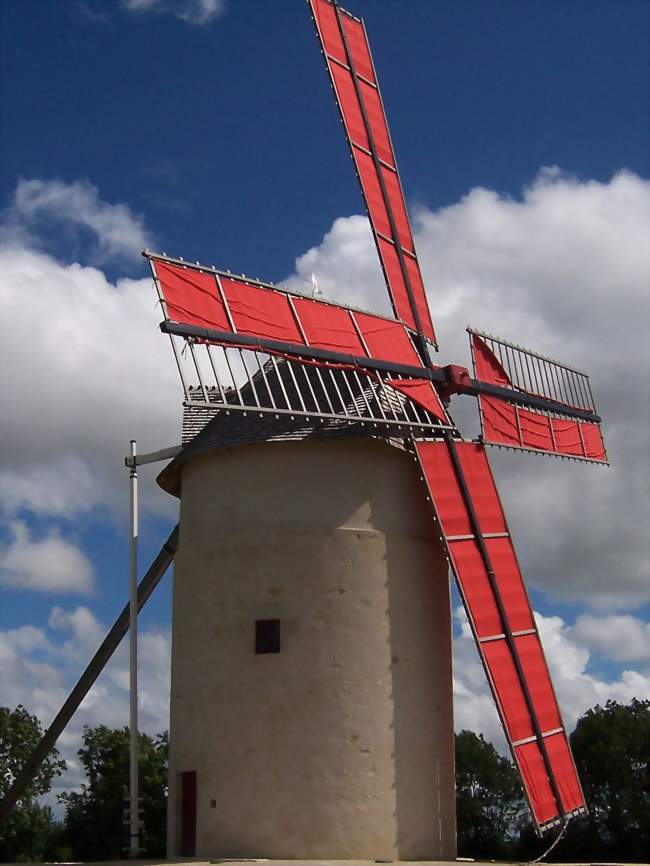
[129,439,139,857]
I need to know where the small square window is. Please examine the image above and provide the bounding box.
[255,619,281,654]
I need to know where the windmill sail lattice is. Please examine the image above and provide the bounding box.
[135,0,609,834]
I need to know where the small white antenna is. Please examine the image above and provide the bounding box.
[310,272,321,298]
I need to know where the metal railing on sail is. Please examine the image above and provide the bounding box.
[172,335,452,432]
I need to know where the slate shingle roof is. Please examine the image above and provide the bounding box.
[157,357,401,498]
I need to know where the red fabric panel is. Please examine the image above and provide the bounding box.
[377,236,415,328]
[353,146,391,237]
[221,279,303,344]
[487,537,535,632]
[354,312,421,366]
[581,422,607,461]
[376,239,436,343]
[484,639,534,742]
[545,732,585,813]
[472,334,511,386]
[455,443,507,535]
[515,742,558,825]
[520,408,554,452]
[415,441,506,536]
[516,634,562,732]
[293,298,365,354]
[482,395,607,463]
[480,395,520,446]
[448,538,534,639]
[385,379,447,422]
[552,418,584,456]
[155,261,230,331]
[331,66,395,168]
[359,78,395,167]
[381,165,414,254]
[404,255,436,342]
[415,441,472,536]
[330,62,369,152]
[341,12,376,83]
[449,540,501,637]
[310,0,347,69]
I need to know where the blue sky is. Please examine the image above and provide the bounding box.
[2,0,648,282]
[1,0,648,801]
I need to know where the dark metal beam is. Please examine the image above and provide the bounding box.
[0,525,179,826]
[161,320,602,424]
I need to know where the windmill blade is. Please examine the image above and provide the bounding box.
[308,0,437,353]
[148,252,425,371]
[468,329,608,463]
[0,526,179,826]
[413,438,586,831]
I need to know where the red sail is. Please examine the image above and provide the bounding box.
[414,440,586,829]
[309,0,437,346]
[471,333,607,463]
[150,256,424,369]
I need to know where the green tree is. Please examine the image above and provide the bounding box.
[455,729,524,858]
[554,699,650,861]
[0,705,66,862]
[61,725,167,859]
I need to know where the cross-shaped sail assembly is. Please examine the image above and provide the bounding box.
[145,0,608,835]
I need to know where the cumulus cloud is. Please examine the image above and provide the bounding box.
[570,613,650,663]
[0,183,181,521]
[0,607,171,804]
[1,179,152,266]
[121,0,226,26]
[452,606,650,751]
[0,521,94,594]
[287,169,650,610]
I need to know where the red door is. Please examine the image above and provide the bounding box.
[180,770,197,856]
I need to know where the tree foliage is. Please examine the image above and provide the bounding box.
[455,729,525,858]
[60,725,168,860]
[548,698,650,861]
[0,705,66,862]
[1,700,647,861]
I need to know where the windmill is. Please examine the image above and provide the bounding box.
[0,0,607,861]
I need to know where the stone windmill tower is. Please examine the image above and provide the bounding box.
[0,0,608,861]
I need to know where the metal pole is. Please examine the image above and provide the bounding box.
[129,439,139,857]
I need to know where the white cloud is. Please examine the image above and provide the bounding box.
[452,606,650,750]
[0,521,94,594]
[287,169,650,610]
[121,0,226,26]
[569,613,650,662]
[2,178,151,265]
[0,606,171,806]
[0,201,181,521]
